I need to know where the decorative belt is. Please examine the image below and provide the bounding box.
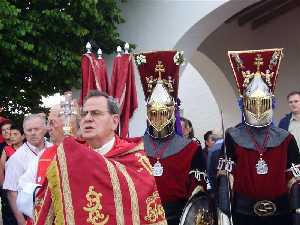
[233,193,289,217]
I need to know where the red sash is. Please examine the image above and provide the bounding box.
[36,145,57,185]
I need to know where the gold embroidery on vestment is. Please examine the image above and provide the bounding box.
[135,152,153,175]
[144,191,165,223]
[57,144,76,225]
[115,162,140,225]
[46,161,65,225]
[83,186,109,225]
[45,204,55,225]
[117,142,144,157]
[33,188,54,225]
[104,159,124,225]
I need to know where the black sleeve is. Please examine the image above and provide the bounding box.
[190,146,207,172]
[207,146,222,192]
[287,135,300,168]
[224,131,236,162]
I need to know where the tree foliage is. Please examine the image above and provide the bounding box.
[0,0,125,123]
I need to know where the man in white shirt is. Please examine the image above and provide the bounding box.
[17,105,68,189]
[279,91,300,149]
[16,103,79,219]
[3,113,51,225]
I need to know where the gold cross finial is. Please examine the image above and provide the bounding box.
[254,54,264,72]
[155,61,165,80]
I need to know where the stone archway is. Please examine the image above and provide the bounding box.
[173,0,300,138]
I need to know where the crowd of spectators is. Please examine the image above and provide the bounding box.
[0,90,299,224]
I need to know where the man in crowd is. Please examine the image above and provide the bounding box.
[2,124,25,162]
[180,117,201,145]
[135,51,208,225]
[1,125,25,225]
[207,129,224,192]
[279,91,300,149]
[17,98,80,221]
[203,130,216,159]
[34,90,167,225]
[0,120,12,147]
[217,49,300,225]
[180,117,194,139]
[3,114,51,225]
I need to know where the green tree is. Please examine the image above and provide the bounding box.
[0,0,125,123]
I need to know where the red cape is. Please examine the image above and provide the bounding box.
[34,136,167,225]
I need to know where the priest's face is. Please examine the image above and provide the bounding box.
[47,108,64,145]
[80,96,119,149]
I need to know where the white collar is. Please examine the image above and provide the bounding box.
[94,137,115,155]
[26,140,51,155]
[26,142,39,155]
[291,114,300,121]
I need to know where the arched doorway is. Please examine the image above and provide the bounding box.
[118,0,263,138]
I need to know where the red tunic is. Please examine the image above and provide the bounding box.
[226,131,300,200]
[148,141,201,204]
[233,135,291,199]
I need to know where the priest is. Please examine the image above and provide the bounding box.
[34,90,167,225]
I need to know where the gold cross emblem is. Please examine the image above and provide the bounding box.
[155,61,165,80]
[254,54,264,72]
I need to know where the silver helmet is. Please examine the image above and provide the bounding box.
[228,49,283,127]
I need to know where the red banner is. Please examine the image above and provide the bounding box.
[80,53,111,105]
[110,54,138,138]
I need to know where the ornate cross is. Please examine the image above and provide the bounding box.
[254,54,264,72]
[155,61,165,80]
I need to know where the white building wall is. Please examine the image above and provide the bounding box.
[199,5,300,124]
[118,0,228,51]
[179,63,222,142]
[117,0,259,140]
